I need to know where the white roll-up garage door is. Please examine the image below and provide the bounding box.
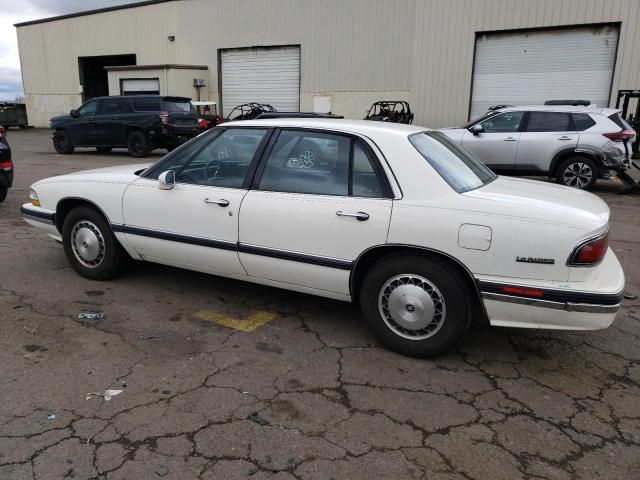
[470,25,619,120]
[221,46,300,116]
[121,78,160,95]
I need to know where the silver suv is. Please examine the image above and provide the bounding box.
[442,105,635,189]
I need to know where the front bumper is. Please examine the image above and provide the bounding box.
[21,203,61,241]
[479,249,625,330]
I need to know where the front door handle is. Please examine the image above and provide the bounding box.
[503,137,517,142]
[204,198,230,207]
[336,210,369,221]
[558,136,572,141]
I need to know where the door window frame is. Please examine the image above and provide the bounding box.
[250,127,394,199]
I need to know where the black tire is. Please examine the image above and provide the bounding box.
[62,206,129,280]
[96,147,112,154]
[53,130,74,154]
[555,156,598,190]
[126,130,151,158]
[0,187,7,203]
[360,254,471,358]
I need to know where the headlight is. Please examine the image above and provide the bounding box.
[29,189,40,207]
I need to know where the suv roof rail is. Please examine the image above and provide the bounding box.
[544,99,591,106]
[255,112,344,119]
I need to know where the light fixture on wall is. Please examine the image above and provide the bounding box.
[167,35,175,42]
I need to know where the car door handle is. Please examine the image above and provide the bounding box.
[204,198,230,207]
[503,137,517,142]
[558,136,572,141]
[336,210,369,221]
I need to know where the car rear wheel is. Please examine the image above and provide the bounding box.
[53,130,74,154]
[556,156,597,190]
[127,131,151,158]
[360,254,471,357]
[62,206,129,280]
[0,187,7,203]
[96,147,112,154]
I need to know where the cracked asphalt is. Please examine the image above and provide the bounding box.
[1,128,640,480]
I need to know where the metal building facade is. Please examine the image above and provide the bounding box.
[16,0,640,127]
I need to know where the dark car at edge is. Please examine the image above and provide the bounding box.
[50,95,200,158]
[0,126,13,203]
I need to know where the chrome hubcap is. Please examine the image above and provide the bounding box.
[563,162,593,189]
[71,220,105,268]
[287,150,316,169]
[378,274,446,340]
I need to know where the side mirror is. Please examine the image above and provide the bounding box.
[70,109,79,118]
[470,124,483,136]
[158,170,175,190]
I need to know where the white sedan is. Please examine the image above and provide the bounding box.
[22,119,625,357]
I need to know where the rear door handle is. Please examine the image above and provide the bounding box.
[336,210,369,221]
[558,136,572,141]
[503,137,517,142]
[204,198,230,207]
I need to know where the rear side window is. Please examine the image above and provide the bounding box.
[526,112,572,132]
[572,113,596,131]
[609,112,632,130]
[163,99,195,113]
[132,98,162,111]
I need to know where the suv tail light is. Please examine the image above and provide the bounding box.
[0,160,13,172]
[568,232,609,266]
[0,126,5,138]
[603,129,636,141]
[160,112,169,125]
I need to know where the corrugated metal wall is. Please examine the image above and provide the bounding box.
[16,0,640,127]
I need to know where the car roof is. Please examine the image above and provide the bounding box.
[223,118,426,137]
[91,95,191,101]
[498,105,620,115]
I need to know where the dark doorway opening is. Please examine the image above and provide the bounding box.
[78,54,136,101]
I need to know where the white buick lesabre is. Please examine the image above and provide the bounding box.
[22,119,625,357]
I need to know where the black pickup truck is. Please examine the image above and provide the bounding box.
[0,126,12,203]
[50,95,200,157]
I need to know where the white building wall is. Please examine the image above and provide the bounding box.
[16,0,640,127]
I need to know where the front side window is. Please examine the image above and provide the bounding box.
[257,130,388,197]
[174,128,267,188]
[480,111,524,133]
[77,100,97,117]
[409,131,496,193]
[526,112,572,132]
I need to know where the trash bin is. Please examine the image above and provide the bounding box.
[0,103,28,128]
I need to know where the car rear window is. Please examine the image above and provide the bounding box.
[132,98,162,111]
[409,131,496,193]
[572,113,596,131]
[163,99,195,113]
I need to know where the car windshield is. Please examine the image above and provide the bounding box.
[462,111,498,128]
[163,99,195,113]
[409,131,496,193]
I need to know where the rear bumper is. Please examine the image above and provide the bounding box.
[163,125,200,137]
[479,250,625,330]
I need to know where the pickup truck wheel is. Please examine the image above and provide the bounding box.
[0,187,7,203]
[556,157,597,190]
[96,147,112,153]
[53,130,74,154]
[360,254,471,358]
[127,131,151,158]
[62,206,128,280]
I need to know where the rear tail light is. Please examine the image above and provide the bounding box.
[603,129,636,141]
[198,118,208,129]
[0,126,5,137]
[160,112,169,125]
[568,232,609,266]
[0,161,12,171]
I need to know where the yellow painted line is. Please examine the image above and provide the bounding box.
[192,309,277,332]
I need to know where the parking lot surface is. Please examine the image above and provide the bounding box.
[1,128,640,479]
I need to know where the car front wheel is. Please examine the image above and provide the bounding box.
[53,130,74,154]
[360,254,471,358]
[127,131,151,158]
[556,157,597,190]
[62,206,129,280]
